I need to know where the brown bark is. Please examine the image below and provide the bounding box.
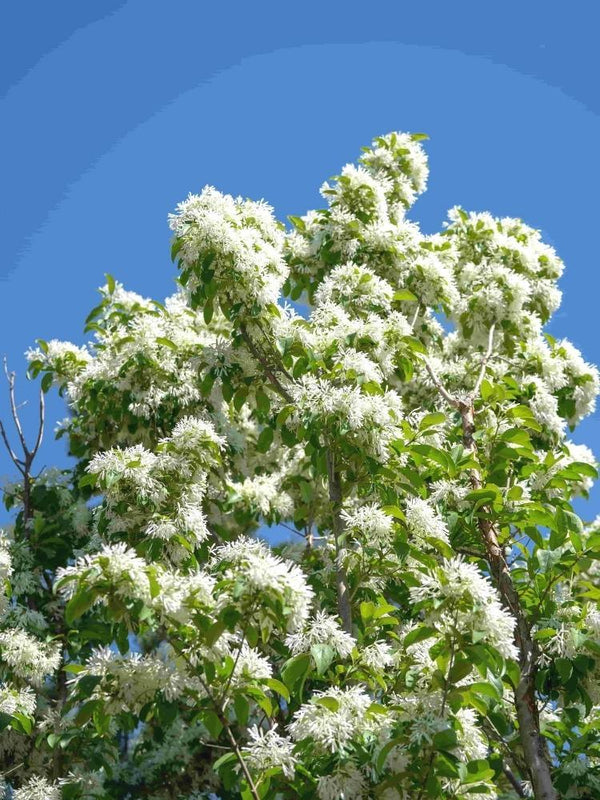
[326,450,353,634]
[459,400,557,800]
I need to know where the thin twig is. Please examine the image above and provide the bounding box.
[4,358,27,453]
[0,417,25,473]
[31,387,45,458]
[472,323,496,399]
[410,303,421,329]
[422,357,459,408]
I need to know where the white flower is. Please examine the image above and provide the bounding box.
[405,497,450,545]
[55,542,152,605]
[289,685,384,754]
[243,725,297,779]
[168,186,287,311]
[456,708,488,761]
[0,630,61,686]
[229,643,273,688]
[410,557,518,660]
[341,505,394,548]
[314,262,394,315]
[13,776,61,800]
[214,537,313,631]
[359,641,394,671]
[317,763,366,800]
[79,647,185,713]
[286,611,356,659]
[0,683,36,717]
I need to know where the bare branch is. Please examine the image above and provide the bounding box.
[503,765,527,797]
[30,386,45,459]
[472,323,496,399]
[422,357,459,408]
[409,302,421,329]
[0,417,25,474]
[4,358,29,457]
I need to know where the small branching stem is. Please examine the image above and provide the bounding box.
[425,329,557,800]
[325,449,353,634]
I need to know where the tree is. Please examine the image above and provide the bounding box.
[1,131,599,799]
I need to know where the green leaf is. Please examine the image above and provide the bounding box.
[256,389,271,415]
[233,694,250,728]
[155,337,177,351]
[41,371,54,393]
[310,643,335,676]
[381,505,404,520]
[419,412,446,429]
[556,658,573,683]
[213,751,237,773]
[233,387,248,411]
[203,709,223,739]
[404,626,437,647]
[264,678,290,703]
[256,426,274,453]
[65,587,98,625]
[432,728,458,751]
[314,696,340,712]
[203,298,214,325]
[75,700,102,727]
[170,238,184,262]
[287,215,306,231]
[448,659,473,684]
[281,653,310,691]
[393,289,418,302]
[10,712,33,735]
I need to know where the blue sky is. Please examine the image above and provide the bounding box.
[1,1,600,520]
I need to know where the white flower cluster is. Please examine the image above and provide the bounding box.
[289,376,403,462]
[340,504,394,548]
[230,472,294,520]
[285,611,356,659]
[13,776,61,800]
[359,640,394,671]
[316,763,366,800]
[410,557,518,659]
[169,186,287,311]
[314,262,394,316]
[445,207,564,341]
[243,724,297,780]
[56,542,152,604]
[56,542,216,625]
[26,339,91,386]
[0,683,36,717]
[0,629,61,686]
[213,537,313,632]
[86,416,224,555]
[78,646,185,713]
[404,497,450,546]
[288,685,386,754]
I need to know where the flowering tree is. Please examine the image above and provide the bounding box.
[1,132,600,800]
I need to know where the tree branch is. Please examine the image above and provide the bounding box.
[458,397,557,800]
[472,322,496,398]
[0,417,25,474]
[325,449,353,634]
[422,357,459,408]
[238,325,293,403]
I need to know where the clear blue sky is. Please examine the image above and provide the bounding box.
[1,1,600,521]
